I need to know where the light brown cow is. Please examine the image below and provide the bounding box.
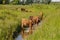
[21,18,33,36]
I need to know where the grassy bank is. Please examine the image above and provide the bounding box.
[0,4,43,40]
[0,4,60,40]
[27,4,60,40]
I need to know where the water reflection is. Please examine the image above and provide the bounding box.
[15,28,30,40]
[14,24,36,40]
[14,26,36,40]
[15,34,23,40]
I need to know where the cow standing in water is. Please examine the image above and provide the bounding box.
[21,18,33,37]
[29,16,39,25]
[29,12,43,25]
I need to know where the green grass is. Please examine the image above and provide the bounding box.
[27,4,60,40]
[0,4,60,40]
[0,4,42,40]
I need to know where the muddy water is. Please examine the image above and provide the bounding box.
[15,28,30,40]
[15,24,41,40]
[15,34,23,40]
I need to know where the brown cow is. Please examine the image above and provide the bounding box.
[21,8,25,11]
[29,16,40,25]
[29,12,43,25]
[21,18,33,36]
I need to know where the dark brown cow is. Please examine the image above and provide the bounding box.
[21,8,25,11]
[21,18,33,36]
[29,16,39,25]
[29,12,43,25]
[21,8,29,12]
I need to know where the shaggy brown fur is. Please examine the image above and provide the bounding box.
[29,16,39,25]
[29,12,43,25]
[21,18,33,36]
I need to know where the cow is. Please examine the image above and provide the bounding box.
[21,8,25,11]
[21,8,29,12]
[29,16,40,25]
[29,12,43,25]
[21,18,33,36]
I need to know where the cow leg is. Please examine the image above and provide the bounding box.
[29,28,32,34]
[33,21,36,25]
[21,23,24,37]
[29,23,32,34]
[36,19,39,25]
[21,29,24,38]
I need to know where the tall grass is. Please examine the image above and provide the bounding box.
[27,4,60,40]
[0,4,42,40]
[0,4,60,40]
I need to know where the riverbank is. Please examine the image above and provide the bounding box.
[0,4,60,40]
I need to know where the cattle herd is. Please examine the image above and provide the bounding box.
[21,11,43,38]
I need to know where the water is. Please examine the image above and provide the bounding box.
[15,28,30,40]
[15,34,23,40]
[15,23,40,40]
